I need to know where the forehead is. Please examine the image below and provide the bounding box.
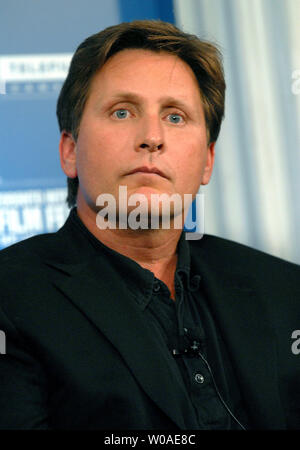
[88,48,202,103]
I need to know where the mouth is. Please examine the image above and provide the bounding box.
[127,166,168,179]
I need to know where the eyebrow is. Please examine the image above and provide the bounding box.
[100,92,192,112]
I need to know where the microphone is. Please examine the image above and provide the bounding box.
[172,326,205,357]
[171,326,246,430]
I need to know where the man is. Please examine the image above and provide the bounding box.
[0,20,299,430]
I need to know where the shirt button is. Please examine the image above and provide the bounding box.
[194,373,205,384]
[153,282,160,292]
[190,275,201,291]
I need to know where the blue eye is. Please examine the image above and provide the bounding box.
[167,113,183,124]
[113,109,129,119]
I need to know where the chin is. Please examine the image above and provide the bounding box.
[115,194,184,231]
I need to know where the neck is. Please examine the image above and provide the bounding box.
[76,204,183,300]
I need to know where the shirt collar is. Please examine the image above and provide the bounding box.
[69,207,195,307]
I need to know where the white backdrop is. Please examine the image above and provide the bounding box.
[174,0,300,264]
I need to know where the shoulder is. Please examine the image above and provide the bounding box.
[0,210,84,267]
[189,233,300,279]
[188,235,300,321]
[0,222,83,319]
[0,232,57,260]
[0,230,67,268]
[0,232,64,294]
[0,220,77,289]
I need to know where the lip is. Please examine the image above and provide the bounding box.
[127,166,168,179]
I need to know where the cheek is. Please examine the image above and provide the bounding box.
[175,141,205,172]
[77,120,133,164]
[173,144,207,190]
[76,127,109,169]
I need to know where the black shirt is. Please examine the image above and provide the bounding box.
[70,208,248,430]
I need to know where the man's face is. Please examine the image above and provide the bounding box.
[61,49,215,221]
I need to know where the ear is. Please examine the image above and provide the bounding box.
[201,142,215,185]
[59,131,77,178]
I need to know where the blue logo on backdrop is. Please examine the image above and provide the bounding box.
[0,54,72,98]
[0,188,69,248]
[0,54,72,248]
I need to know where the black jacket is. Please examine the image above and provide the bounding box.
[0,211,300,429]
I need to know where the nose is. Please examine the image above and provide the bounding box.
[135,114,164,153]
